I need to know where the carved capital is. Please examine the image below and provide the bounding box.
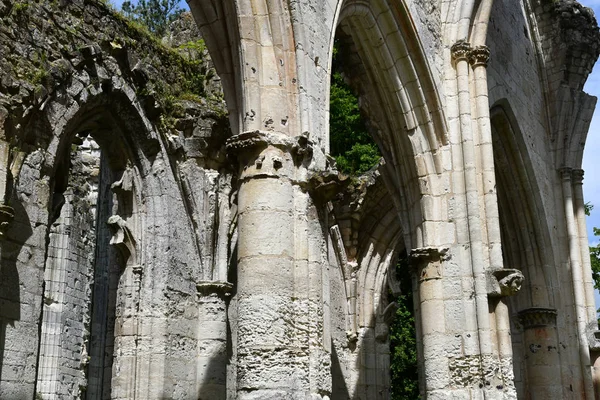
[308,170,350,203]
[518,307,557,329]
[572,169,585,185]
[558,166,573,181]
[196,280,233,298]
[451,40,472,62]
[409,247,449,265]
[468,45,491,67]
[487,268,524,297]
[226,131,314,176]
[0,204,14,239]
[410,247,449,282]
[227,131,312,161]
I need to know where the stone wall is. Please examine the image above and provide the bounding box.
[0,1,234,399]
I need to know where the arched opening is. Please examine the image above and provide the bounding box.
[328,31,422,399]
[33,97,146,400]
[326,0,448,395]
[491,102,562,398]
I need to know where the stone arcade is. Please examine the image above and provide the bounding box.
[1,0,600,398]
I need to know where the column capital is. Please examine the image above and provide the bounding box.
[226,130,312,160]
[518,307,557,329]
[572,168,585,184]
[196,280,233,298]
[409,246,450,264]
[558,166,573,181]
[451,40,472,62]
[409,247,450,281]
[469,45,491,68]
[226,130,314,179]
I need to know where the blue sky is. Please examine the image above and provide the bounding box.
[582,1,600,246]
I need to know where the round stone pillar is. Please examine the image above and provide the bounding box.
[227,131,318,399]
[196,281,233,400]
[517,308,562,399]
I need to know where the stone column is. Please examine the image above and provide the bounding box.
[487,268,524,394]
[561,167,595,399]
[196,281,232,400]
[517,308,562,398]
[572,169,597,323]
[108,216,142,400]
[227,131,318,399]
[410,247,449,397]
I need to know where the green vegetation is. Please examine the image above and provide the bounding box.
[329,44,381,175]
[121,0,182,36]
[103,1,222,127]
[390,256,420,400]
[329,42,416,398]
[585,204,600,293]
[11,2,29,18]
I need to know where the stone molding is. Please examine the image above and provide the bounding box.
[517,307,557,329]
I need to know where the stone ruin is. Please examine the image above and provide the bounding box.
[1,0,600,399]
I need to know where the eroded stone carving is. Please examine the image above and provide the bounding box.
[107,215,136,264]
[487,269,525,297]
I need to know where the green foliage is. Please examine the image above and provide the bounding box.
[586,204,600,291]
[121,0,183,36]
[329,43,380,175]
[12,2,29,15]
[329,41,415,396]
[176,39,207,57]
[591,226,600,291]
[389,255,420,400]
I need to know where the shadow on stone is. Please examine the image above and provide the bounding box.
[0,192,32,383]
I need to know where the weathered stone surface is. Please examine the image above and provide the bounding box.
[2,0,600,399]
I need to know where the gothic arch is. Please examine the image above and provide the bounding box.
[328,0,451,252]
[491,101,557,310]
[490,101,565,397]
[10,74,205,398]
